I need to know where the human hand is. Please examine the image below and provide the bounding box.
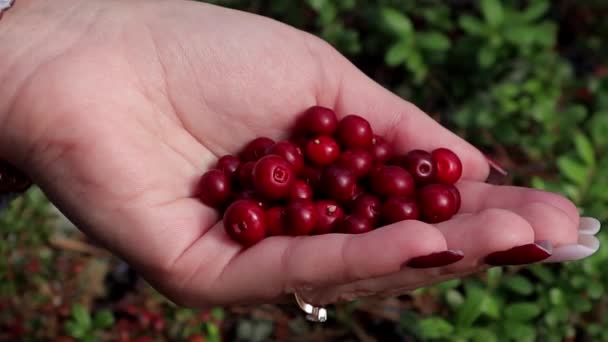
[0,0,594,309]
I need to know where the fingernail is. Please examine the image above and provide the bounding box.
[405,250,465,269]
[484,154,508,185]
[484,240,552,266]
[542,235,600,263]
[579,217,601,235]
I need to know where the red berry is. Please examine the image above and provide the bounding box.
[418,184,458,223]
[285,200,318,236]
[237,161,256,188]
[431,148,462,184]
[369,135,392,163]
[336,115,373,148]
[232,190,268,209]
[403,150,436,185]
[351,194,382,224]
[446,184,461,213]
[297,106,338,135]
[269,141,304,174]
[320,165,358,203]
[223,200,267,246]
[338,215,373,234]
[370,165,415,198]
[241,137,275,161]
[198,170,231,208]
[299,165,323,189]
[305,136,340,166]
[381,196,419,225]
[216,155,241,182]
[314,200,344,234]
[337,149,373,178]
[288,180,313,201]
[253,155,295,200]
[266,206,286,236]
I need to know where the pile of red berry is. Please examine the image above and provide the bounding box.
[198,106,462,247]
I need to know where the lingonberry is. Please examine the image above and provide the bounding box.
[369,135,392,163]
[237,161,256,188]
[253,155,295,200]
[269,141,304,174]
[231,190,268,209]
[403,149,435,185]
[320,165,358,203]
[285,200,318,236]
[241,137,275,161]
[314,200,344,234]
[337,149,373,178]
[336,115,373,148]
[351,194,382,224]
[305,136,340,166]
[288,180,313,201]
[370,165,415,198]
[381,196,419,225]
[299,165,323,189]
[265,206,286,236]
[446,184,461,213]
[432,148,462,185]
[198,170,231,208]
[216,155,241,182]
[297,106,338,136]
[223,200,267,246]
[418,184,458,223]
[338,215,373,234]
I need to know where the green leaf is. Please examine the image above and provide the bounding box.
[523,0,550,22]
[65,321,87,339]
[574,132,595,167]
[481,295,501,319]
[479,45,497,67]
[459,15,485,35]
[418,317,454,339]
[557,156,588,186]
[456,285,486,328]
[417,31,451,51]
[587,282,604,299]
[93,309,114,329]
[385,41,410,66]
[504,321,536,341]
[480,0,504,27]
[72,304,92,329]
[503,275,534,295]
[504,303,542,321]
[380,8,413,36]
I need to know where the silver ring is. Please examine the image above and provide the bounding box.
[294,292,327,322]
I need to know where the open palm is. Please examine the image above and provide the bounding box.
[1,0,590,309]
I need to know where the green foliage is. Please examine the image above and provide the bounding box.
[64,304,114,341]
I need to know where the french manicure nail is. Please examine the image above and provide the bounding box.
[405,250,465,269]
[484,240,552,266]
[542,235,600,263]
[579,217,601,235]
[484,154,509,176]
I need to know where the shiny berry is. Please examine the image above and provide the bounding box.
[269,141,304,174]
[223,200,267,246]
[370,165,415,198]
[253,155,295,200]
[338,215,373,234]
[285,200,318,236]
[336,115,373,148]
[237,161,256,188]
[314,200,344,234]
[403,150,435,185]
[216,155,241,182]
[299,166,323,189]
[241,137,275,161]
[446,184,461,213]
[381,197,419,225]
[419,184,458,223]
[266,206,286,236]
[320,165,357,202]
[369,135,392,163]
[198,170,231,208]
[305,136,340,166]
[337,149,373,178]
[297,106,338,135]
[432,148,462,184]
[288,180,313,201]
[351,194,381,224]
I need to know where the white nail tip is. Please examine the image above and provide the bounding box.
[542,235,600,263]
[579,217,601,235]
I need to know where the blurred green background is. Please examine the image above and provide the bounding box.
[2,0,608,340]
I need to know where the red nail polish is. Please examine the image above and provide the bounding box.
[405,250,464,269]
[484,241,552,266]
